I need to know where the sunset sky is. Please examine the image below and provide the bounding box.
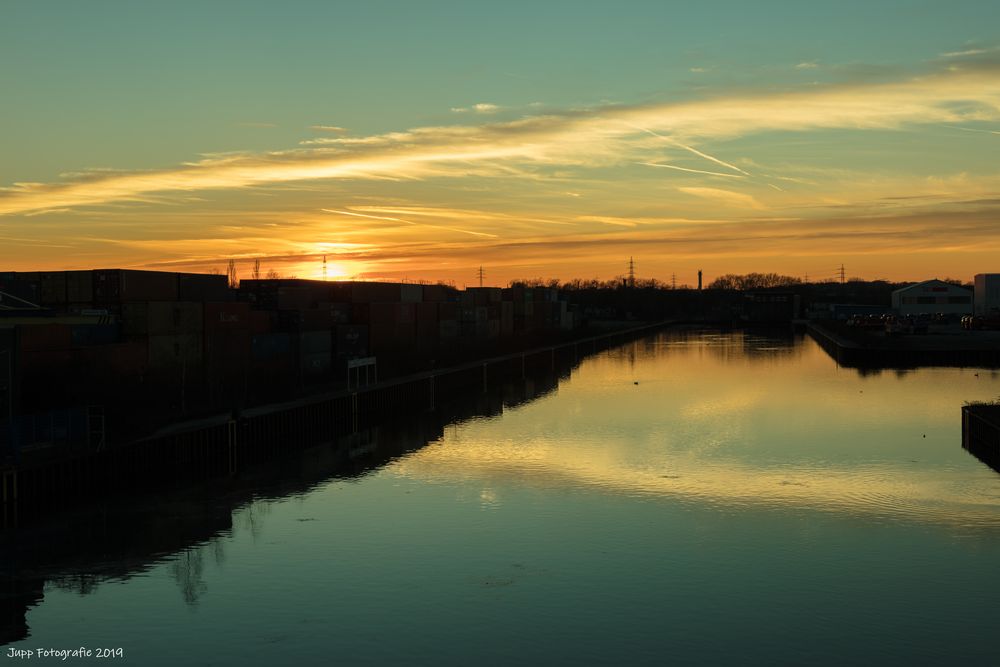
[2,1,999,286]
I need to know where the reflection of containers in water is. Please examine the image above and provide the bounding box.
[123,302,203,336]
[335,325,369,358]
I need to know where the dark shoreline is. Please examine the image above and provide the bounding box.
[807,320,1000,369]
[0,322,668,519]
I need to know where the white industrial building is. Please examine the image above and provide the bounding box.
[974,274,1000,315]
[891,279,973,315]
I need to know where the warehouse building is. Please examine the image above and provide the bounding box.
[891,279,972,315]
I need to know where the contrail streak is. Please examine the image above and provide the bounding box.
[626,122,751,176]
[639,162,744,178]
[948,125,1000,136]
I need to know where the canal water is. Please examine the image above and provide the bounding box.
[5,329,1000,665]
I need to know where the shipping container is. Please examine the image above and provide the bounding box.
[351,302,370,324]
[18,323,72,352]
[79,340,148,378]
[70,324,120,346]
[421,284,456,302]
[178,273,230,302]
[400,284,423,303]
[39,271,68,305]
[204,302,251,333]
[239,279,341,310]
[317,302,352,325]
[0,278,40,306]
[351,282,402,303]
[93,269,178,304]
[249,309,275,334]
[335,325,369,358]
[300,351,332,378]
[397,302,415,324]
[438,320,459,339]
[148,333,203,373]
[65,271,93,304]
[299,330,332,354]
[251,333,294,361]
[276,308,333,332]
[122,302,203,336]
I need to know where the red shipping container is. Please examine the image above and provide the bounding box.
[18,323,72,352]
[249,310,275,334]
[205,302,251,333]
[397,302,415,325]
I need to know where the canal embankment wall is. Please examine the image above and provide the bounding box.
[0,321,668,515]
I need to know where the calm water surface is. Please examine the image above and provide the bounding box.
[6,329,1000,665]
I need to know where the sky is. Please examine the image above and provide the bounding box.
[2,1,999,287]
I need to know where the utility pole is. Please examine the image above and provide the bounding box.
[323,255,328,281]
[697,270,702,291]
[671,273,677,290]
[628,257,635,288]
[477,266,485,288]
[839,264,846,284]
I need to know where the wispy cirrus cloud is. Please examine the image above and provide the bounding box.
[2,64,1000,218]
[678,186,764,210]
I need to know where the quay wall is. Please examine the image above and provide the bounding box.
[0,322,665,516]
